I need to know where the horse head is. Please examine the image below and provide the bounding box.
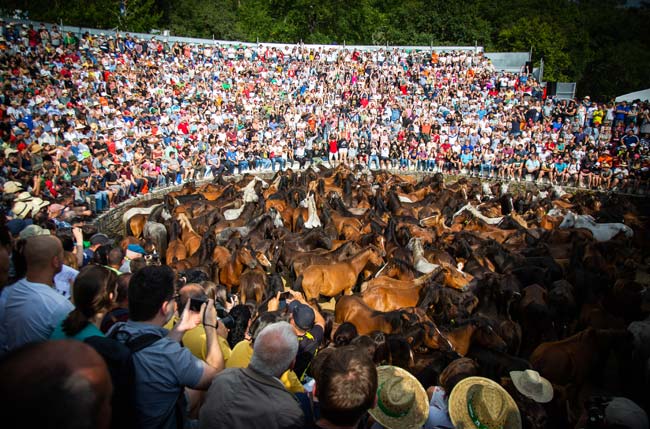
[559,211,577,229]
[472,319,508,353]
[236,246,257,269]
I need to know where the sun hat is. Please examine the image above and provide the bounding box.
[603,397,648,429]
[509,370,553,403]
[30,144,43,154]
[90,233,114,246]
[4,148,18,157]
[48,203,66,218]
[19,224,51,240]
[13,201,32,219]
[449,376,521,429]
[368,365,429,429]
[15,191,33,202]
[31,198,50,216]
[3,181,23,194]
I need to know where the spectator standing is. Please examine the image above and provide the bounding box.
[108,265,225,429]
[50,265,118,341]
[199,322,304,429]
[0,235,72,356]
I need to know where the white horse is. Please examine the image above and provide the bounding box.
[559,211,633,242]
[452,203,504,225]
[407,237,440,274]
[299,193,321,229]
[223,202,250,221]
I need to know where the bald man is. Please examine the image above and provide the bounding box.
[0,339,113,429]
[163,283,230,362]
[0,235,73,356]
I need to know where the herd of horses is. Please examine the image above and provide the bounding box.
[121,165,650,428]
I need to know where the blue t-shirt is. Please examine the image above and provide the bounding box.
[108,321,205,429]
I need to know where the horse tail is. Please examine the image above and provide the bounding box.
[126,218,135,237]
[293,274,304,293]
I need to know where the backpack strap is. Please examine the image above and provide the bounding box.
[125,333,163,353]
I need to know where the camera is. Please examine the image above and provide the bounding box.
[189,296,207,312]
[145,252,161,266]
[584,396,611,429]
[218,315,235,330]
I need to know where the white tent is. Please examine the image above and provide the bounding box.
[615,88,650,103]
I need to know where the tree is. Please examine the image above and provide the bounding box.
[497,17,573,82]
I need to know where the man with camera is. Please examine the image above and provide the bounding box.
[108,266,225,429]
[163,282,232,363]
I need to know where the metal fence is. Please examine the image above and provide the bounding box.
[555,82,577,100]
[2,17,490,54]
[484,52,530,73]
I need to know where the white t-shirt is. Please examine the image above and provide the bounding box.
[53,264,79,299]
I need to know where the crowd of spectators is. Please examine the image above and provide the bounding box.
[1,19,649,227]
[1,19,650,429]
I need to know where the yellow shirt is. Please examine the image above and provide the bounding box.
[228,339,305,394]
[163,317,231,364]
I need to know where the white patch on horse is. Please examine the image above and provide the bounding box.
[559,211,634,242]
[482,182,493,198]
[242,180,259,203]
[453,203,504,225]
[408,237,440,274]
[500,183,509,197]
[398,195,414,203]
[224,203,246,221]
[301,193,321,229]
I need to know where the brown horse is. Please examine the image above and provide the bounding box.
[529,327,631,386]
[177,212,202,256]
[360,279,438,313]
[298,247,384,301]
[126,214,147,239]
[292,241,360,277]
[360,268,440,294]
[335,295,417,335]
[240,251,273,304]
[211,245,258,292]
[443,319,508,357]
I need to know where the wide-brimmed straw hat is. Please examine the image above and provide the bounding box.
[13,201,32,219]
[368,366,429,429]
[15,191,33,202]
[19,224,51,240]
[3,181,23,194]
[510,370,553,403]
[449,376,521,429]
[31,198,50,216]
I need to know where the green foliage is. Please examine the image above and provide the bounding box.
[19,0,650,98]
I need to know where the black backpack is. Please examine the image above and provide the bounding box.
[84,332,162,429]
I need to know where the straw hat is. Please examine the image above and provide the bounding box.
[30,144,43,154]
[15,192,33,202]
[13,201,32,219]
[19,224,51,240]
[3,181,23,194]
[31,198,50,216]
[510,370,553,403]
[449,376,521,429]
[368,366,429,429]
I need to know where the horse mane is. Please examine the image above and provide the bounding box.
[371,309,407,332]
[388,257,419,277]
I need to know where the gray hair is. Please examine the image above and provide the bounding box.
[249,321,298,378]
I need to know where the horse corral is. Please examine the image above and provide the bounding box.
[113,165,650,425]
